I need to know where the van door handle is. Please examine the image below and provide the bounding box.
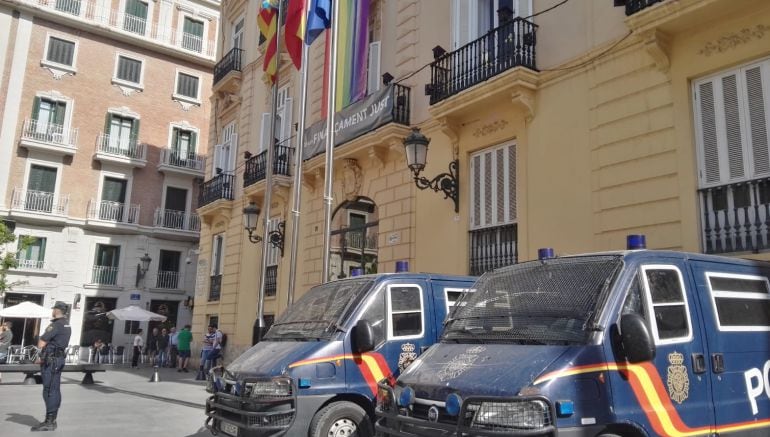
[712,353,725,373]
[691,353,707,374]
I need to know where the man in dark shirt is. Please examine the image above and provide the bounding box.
[31,301,71,432]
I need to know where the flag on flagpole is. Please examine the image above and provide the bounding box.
[285,0,307,69]
[335,0,369,109]
[258,0,279,84]
[305,0,331,45]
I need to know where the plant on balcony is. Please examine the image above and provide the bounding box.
[0,222,34,293]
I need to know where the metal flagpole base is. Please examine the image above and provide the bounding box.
[149,366,161,382]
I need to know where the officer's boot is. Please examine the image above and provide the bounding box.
[30,413,57,431]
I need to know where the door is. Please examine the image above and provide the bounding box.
[614,263,715,435]
[100,177,127,221]
[690,261,770,431]
[108,115,135,153]
[164,187,188,228]
[26,165,57,212]
[183,17,204,52]
[219,122,236,174]
[381,282,437,375]
[232,17,244,50]
[124,0,148,34]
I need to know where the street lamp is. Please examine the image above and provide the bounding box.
[135,253,152,287]
[403,127,459,213]
[243,202,286,255]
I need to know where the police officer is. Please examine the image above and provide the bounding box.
[31,301,72,432]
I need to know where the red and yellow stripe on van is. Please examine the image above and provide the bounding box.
[289,353,394,395]
[534,362,770,436]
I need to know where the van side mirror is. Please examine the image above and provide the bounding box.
[620,314,656,363]
[352,320,375,354]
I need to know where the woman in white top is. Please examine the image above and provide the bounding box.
[131,329,144,368]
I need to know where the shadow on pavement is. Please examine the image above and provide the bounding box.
[82,383,206,409]
[185,427,213,437]
[5,413,40,427]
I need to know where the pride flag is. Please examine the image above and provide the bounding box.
[334,0,370,109]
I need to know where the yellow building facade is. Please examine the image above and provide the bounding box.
[194,0,770,362]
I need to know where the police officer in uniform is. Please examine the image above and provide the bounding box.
[31,301,72,432]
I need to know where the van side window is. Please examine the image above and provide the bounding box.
[389,285,424,338]
[707,273,770,330]
[361,289,386,347]
[621,274,645,317]
[641,266,692,343]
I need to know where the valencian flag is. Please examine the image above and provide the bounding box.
[258,0,278,84]
[285,0,307,69]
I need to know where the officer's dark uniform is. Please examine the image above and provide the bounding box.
[32,302,71,432]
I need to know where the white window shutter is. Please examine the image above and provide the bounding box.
[471,154,481,228]
[745,65,770,176]
[260,113,271,153]
[229,133,238,172]
[508,145,517,222]
[696,80,722,186]
[451,0,471,49]
[720,73,747,181]
[212,144,223,176]
[483,150,492,227]
[367,41,381,95]
[282,98,293,147]
[267,218,279,266]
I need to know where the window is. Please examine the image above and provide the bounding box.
[361,288,386,347]
[45,37,75,67]
[99,176,128,221]
[367,41,381,95]
[707,273,770,330]
[32,98,67,134]
[451,0,520,49]
[17,236,47,269]
[55,0,81,15]
[105,113,139,152]
[123,0,148,34]
[213,122,237,175]
[388,285,424,338]
[25,164,58,213]
[641,266,692,343]
[694,60,770,188]
[208,315,219,328]
[232,17,245,49]
[171,127,197,158]
[157,250,181,289]
[445,288,468,315]
[211,234,224,276]
[124,320,140,334]
[182,17,204,52]
[175,72,200,101]
[93,244,120,285]
[115,55,143,85]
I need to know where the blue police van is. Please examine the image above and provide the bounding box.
[376,237,770,437]
[204,272,475,437]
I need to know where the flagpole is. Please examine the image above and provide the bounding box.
[256,0,284,341]
[321,0,340,284]
[287,7,311,306]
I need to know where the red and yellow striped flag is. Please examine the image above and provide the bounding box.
[258,1,278,84]
[285,0,306,69]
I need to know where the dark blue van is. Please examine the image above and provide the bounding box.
[376,241,770,436]
[204,272,475,437]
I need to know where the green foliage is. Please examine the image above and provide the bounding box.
[0,222,33,292]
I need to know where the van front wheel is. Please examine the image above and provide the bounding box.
[310,401,373,437]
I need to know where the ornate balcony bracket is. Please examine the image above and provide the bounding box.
[438,117,460,157]
[642,29,671,73]
[511,86,537,123]
[368,145,389,169]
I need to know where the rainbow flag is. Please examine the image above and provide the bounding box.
[334,0,370,109]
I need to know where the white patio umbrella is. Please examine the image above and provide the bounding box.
[106,305,167,322]
[0,301,52,347]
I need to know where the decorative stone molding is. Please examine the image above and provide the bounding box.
[641,29,670,73]
[368,146,388,169]
[699,24,770,57]
[41,65,75,80]
[107,106,140,119]
[510,87,536,123]
[173,98,196,111]
[114,84,141,96]
[472,119,509,138]
[340,159,363,202]
[216,90,241,113]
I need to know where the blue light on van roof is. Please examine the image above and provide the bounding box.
[398,386,415,407]
[626,234,647,250]
[445,393,462,416]
[556,400,574,417]
[396,260,409,273]
[350,268,363,277]
[538,248,555,260]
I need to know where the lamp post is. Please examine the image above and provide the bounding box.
[135,253,152,287]
[403,127,459,213]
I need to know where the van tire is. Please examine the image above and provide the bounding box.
[310,401,373,437]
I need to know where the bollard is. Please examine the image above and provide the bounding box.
[149,365,161,382]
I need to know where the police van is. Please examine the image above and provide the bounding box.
[204,271,475,437]
[376,236,770,437]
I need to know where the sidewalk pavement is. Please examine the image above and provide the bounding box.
[0,364,213,437]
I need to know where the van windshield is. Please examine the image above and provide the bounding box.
[264,278,374,341]
[443,255,622,345]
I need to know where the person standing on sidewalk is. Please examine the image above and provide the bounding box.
[31,301,71,432]
[176,325,192,372]
[201,325,215,373]
[131,329,143,368]
[168,326,179,368]
[156,328,169,367]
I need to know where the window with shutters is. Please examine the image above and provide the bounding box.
[24,164,59,213]
[182,16,205,53]
[469,142,517,275]
[123,0,148,34]
[17,236,47,269]
[451,0,523,49]
[43,36,76,70]
[209,234,224,301]
[174,71,201,102]
[105,113,139,153]
[113,55,144,88]
[695,59,770,254]
[170,127,197,159]
[232,16,245,49]
[30,97,69,140]
[213,122,237,176]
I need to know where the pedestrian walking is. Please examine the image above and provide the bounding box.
[156,328,169,367]
[30,301,71,432]
[169,326,178,368]
[131,329,144,368]
[176,325,192,372]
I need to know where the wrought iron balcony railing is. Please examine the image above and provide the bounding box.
[159,149,206,171]
[88,200,140,223]
[15,258,47,270]
[209,274,222,301]
[199,173,234,207]
[624,0,666,15]
[153,208,201,232]
[428,17,537,105]
[11,188,69,215]
[469,223,518,276]
[699,179,770,255]
[156,270,179,289]
[214,48,244,85]
[96,133,146,160]
[22,119,79,149]
[91,265,119,285]
[243,145,294,187]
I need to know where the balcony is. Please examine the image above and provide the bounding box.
[94,134,147,167]
[91,265,119,286]
[19,119,78,156]
[157,149,206,177]
[698,179,770,255]
[86,200,140,231]
[156,270,179,289]
[199,173,234,207]
[469,223,518,276]
[9,188,69,224]
[209,274,222,301]
[153,208,200,240]
[244,145,294,187]
[10,0,216,59]
[213,48,243,93]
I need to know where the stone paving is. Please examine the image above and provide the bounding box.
[0,364,213,437]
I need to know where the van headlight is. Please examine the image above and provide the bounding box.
[248,377,293,398]
[376,384,395,413]
[466,400,552,430]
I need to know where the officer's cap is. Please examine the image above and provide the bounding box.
[52,301,68,312]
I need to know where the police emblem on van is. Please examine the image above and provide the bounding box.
[398,343,418,372]
[438,347,486,382]
[667,351,689,404]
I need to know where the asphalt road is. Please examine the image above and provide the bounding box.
[0,364,213,437]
